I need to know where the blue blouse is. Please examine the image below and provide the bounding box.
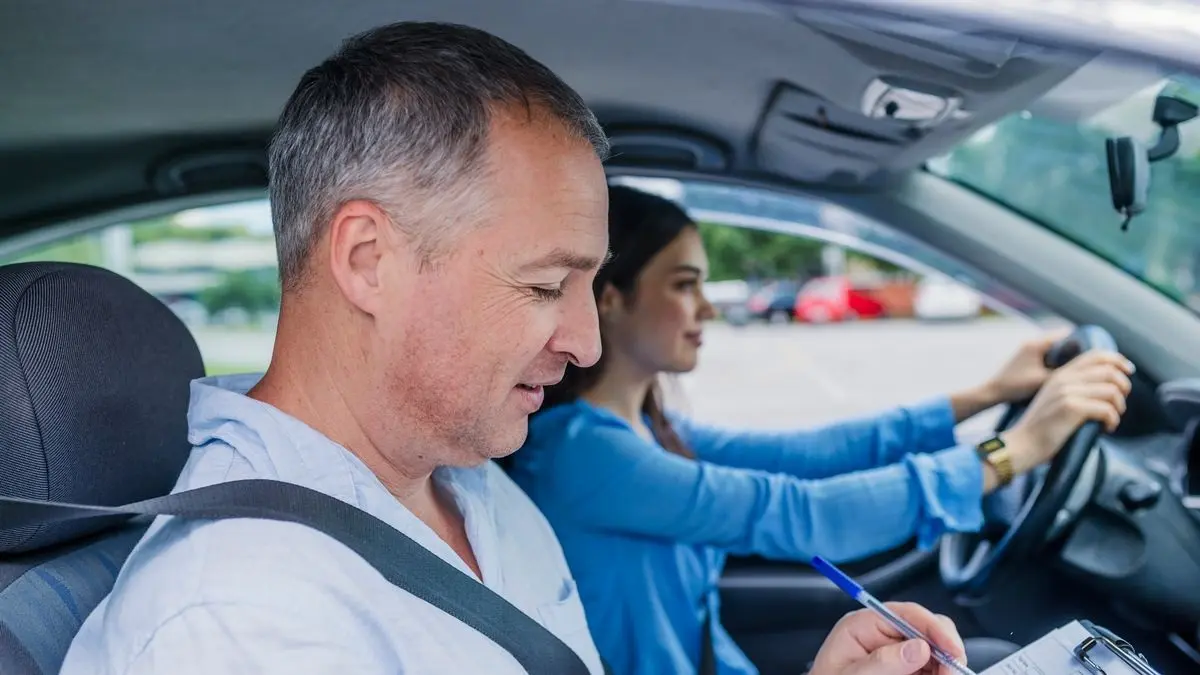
[508,398,985,675]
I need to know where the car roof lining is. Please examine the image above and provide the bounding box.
[0,0,1126,237]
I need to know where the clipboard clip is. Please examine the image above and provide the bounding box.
[1072,622,1162,675]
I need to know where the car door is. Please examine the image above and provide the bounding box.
[719,546,947,673]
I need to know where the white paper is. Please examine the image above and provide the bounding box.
[981,621,1143,675]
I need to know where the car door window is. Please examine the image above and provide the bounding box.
[613,177,1060,442]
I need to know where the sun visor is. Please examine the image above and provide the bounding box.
[792,6,1022,77]
[753,82,940,186]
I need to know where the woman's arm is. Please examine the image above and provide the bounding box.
[543,420,986,563]
[676,397,960,480]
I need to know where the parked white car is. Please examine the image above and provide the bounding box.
[913,276,983,320]
[704,279,752,325]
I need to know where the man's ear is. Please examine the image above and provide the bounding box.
[327,199,393,316]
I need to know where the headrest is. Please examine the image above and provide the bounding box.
[0,262,204,554]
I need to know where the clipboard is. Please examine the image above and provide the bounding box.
[1072,620,1163,675]
[980,619,1165,675]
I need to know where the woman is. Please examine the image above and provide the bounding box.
[507,185,1132,675]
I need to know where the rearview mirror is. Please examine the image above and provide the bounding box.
[1105,136,1150,221]
[1105,93,1198,228]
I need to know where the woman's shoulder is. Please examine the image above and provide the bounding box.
[515,401,646,473]
[512,401,667,512]
[527,400,634,443]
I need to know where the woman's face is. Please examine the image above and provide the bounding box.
[602,227,716,375]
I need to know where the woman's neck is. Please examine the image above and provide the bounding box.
[581,355,656,436]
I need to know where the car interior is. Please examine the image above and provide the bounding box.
[3,1,1200,673]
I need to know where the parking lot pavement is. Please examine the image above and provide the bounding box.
[673,316,1045,439]
[193,326,275,372]
[194,315,1046,440]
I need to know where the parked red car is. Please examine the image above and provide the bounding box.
[793,276,887,323]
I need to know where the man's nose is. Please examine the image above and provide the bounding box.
[553,293,602,368]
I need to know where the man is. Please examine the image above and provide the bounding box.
[61,21,968,675]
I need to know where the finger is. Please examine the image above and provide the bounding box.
[1038,328,1072,349]
[1070,382,1128,416]
[1068,396,1123,432]
[935,615,965,664]
[880,603,967,662]
[846,639,929,675]
[1070,350,1135,375]
[1105,369,1133,396]
[1069,364,1133,395]
[1062,382,1127,414]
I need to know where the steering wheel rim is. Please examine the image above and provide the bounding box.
[939,325,1117,596]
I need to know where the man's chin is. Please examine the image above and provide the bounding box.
[481,421,531,460]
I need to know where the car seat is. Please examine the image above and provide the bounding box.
[0,262,204,675]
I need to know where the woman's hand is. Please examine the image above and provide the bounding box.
[984,331,1071,404]
[1000,349,1133,475]
[808,602,967,675]
[950,331,1069,422]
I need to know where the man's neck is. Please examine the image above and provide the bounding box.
[249,350,428,496]
[251,294,420,481]
[249,347,483,579]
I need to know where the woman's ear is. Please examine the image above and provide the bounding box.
[597,283,625,322]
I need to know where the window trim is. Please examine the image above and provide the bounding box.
[0,188,267,261]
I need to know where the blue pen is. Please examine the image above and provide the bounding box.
[810,556,977,675]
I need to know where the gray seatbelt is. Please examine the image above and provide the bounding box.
[699,604,717,675]
[0,479,594,675]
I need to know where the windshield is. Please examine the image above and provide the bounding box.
[928,74,1200,315]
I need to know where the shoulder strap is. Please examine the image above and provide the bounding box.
[699,601,717,675]
[0,479,593,675]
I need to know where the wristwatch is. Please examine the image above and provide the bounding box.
[976,435,1014,487]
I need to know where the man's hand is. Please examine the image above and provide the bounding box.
[809,602,967,675]
[1002,349,1133,472]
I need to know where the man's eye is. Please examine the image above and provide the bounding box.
[531,286,565,301]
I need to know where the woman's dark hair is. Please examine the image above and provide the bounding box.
[539,184,696,458]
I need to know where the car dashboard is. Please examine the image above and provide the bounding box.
[1051,380,1200,636]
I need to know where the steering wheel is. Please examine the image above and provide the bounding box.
[939,325,1117,596]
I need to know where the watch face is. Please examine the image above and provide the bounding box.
[979,437,1006,453]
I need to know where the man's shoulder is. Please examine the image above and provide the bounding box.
[63,514,398,675]
[112,515,377,612]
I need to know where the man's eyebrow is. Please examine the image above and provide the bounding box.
[522,248,612,272]
[673,264,703,275]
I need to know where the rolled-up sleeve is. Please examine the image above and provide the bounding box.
[544,417,984,563]
[676,397,959,479]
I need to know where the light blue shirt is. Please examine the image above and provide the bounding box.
[60,374,604,675]
[508,398,984,675]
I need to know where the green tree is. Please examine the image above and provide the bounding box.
[198,270,281,318]
[698,222,824,281]
[132,218,255,245]
[1,234,104,266]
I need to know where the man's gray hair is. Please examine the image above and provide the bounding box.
[268,21,610,290]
